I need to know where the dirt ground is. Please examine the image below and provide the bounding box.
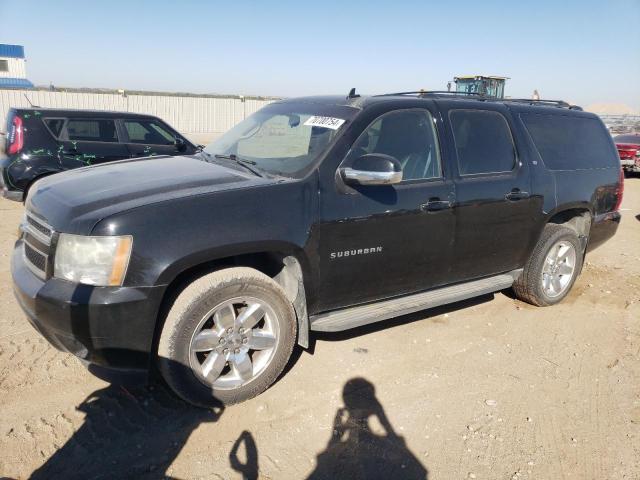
[0,180,639,480]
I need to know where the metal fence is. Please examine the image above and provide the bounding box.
[0,88,277,142]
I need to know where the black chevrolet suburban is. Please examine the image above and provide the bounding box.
[0,108,197,201]
[11,91,623,406]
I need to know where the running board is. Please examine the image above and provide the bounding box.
[310,270,522,332]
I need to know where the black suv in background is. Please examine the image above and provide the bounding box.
[0,108,197,201]
[11,92,622,407]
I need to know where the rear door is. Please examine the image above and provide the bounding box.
[120,118,191,157]
[59,117,129,167]
[442,105,539,281]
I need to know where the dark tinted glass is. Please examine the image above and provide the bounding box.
[346,110,441,180]
[66,119,117,143]
[124,120,175,145]
[44,119,65,138]
[0,59,8,72]
[450,110,515,175]
[614,134,640,144]
[521,113,618,170]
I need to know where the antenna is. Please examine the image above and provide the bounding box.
[347,87,360,99]
[23,93,39,108]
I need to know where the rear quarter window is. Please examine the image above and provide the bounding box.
[520,113,618,170]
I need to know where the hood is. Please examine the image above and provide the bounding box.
[27,155,274,234]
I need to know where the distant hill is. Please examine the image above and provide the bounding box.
[585,103,639,115]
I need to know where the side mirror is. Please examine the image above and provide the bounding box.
[174,137,187,152]
[340,153,403,186]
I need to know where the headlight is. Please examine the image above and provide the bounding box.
[54,234,133,286]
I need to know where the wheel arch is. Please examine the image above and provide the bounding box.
[542,206,592,273]
[152,247,313,360]
[546,205,592,242]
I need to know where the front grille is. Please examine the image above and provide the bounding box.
[21,212,54,280]
[26,215,53,237]
[24,242,47,271]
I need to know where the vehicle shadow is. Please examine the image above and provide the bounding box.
[29,361,224,480]
[307,377,428,479]
[635,213,640,222]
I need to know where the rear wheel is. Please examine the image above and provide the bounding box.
[158,267,297,407]
[513,224,583,306]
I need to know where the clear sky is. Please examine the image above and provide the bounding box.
[1,0,639,110]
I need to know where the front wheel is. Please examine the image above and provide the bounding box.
[513,224,583,306]
[158,267,297,407]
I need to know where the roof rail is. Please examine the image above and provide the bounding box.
[501,98,583,110]
[377,90,485,98]
[375,91,582,110]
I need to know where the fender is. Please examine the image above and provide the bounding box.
[155,240,311,284]
[544,201,594,220]
[6,155,63,192]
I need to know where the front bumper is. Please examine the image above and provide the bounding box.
[11,239,166,375]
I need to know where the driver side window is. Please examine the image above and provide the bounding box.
[346,109,442,181]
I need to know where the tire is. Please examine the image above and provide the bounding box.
[158,267,297,407]
[513,224,584,307]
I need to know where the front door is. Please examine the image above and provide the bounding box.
[60,117,129,168]
[317,108,456,312]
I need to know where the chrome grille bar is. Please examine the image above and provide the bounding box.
[21,212,54,280]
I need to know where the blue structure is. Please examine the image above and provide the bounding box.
[0,44,34,89]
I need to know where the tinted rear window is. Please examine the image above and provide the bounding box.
[66,119,118,143]
[521,113,617,170]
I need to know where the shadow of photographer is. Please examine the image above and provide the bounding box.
[307,377,428,479]
[229,430,259,480]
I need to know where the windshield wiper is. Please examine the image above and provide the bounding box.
[213,154,264,178]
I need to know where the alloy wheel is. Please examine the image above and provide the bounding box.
[541,240,576,298]
[188,296,280,390]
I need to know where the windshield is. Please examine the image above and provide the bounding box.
[204,102,357,177]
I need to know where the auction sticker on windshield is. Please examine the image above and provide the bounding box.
[304,116,346,130]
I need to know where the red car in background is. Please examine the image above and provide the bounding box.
[614,133,640,176]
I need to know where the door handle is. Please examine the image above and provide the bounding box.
[505,189,530,201]
[420,198,453,212]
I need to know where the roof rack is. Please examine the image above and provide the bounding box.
[375,91,582,110]
[501,98,583,110]
[377,90,485,98]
